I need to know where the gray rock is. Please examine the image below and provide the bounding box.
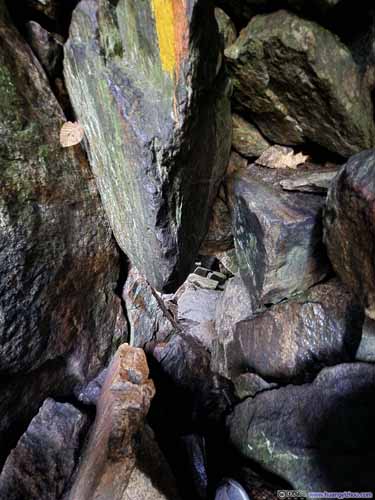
[215,8,237,48]
[356,318,375,363]
[0,398,88,500]
[228,362,375,490]
[324,149,375,320]
[280,167,339,193]
[187,274,219,290]
[234,373,277,400]
[64,0,231,292]
[75,368,108,407]
[225,10,375,157]
[228,164,329,308]
[232,114,270,159]
[25,21,63,78]
[215,279,363,382]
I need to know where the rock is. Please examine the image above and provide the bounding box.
[280,166,339,193]
[0,398,88,500]
[225,10,375,157]
[324,149,375,320]
[215,1,254,27]
[0,0,123,449]
[228,164,329,308]
[75,368,108,407]
[177,282,222,350]
[68,344,155,500]
[215,8,237,48]
[256,145,309,170]
[215,279,363,382]
[233,373,277,400]
[211,275,254,377]
[187,274,219,290]
[25,21,63,78]
[25,0,60,20]
[356,318,375,363]
[228,362,375,490]
[232,114,270,159]
[208,271,227,285]
[123,267,176,349]
[180,434,208,500]
[216,248,239,276]
[64,0,232,292]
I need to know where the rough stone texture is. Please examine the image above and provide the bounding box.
[356,317,375,363]
[25,21,63,78]
[215,7,237,48]
[215,279,363,382]
[228,164,329,308]
[232,114,270,159]
[324,150,375,320]
[211,275,254,377]
[279,166,339,193]
[233,373,277,400]
[68,344,155,500]
[64,0,232,292]
[25,0,61,20]
[225,10,374,157]
[0,398,88,500]
[228,362,375,490]
[123,267,176,349]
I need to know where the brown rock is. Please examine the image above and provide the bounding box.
[215,8,237,48]
[232,114,270,159]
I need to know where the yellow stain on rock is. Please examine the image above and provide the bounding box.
[151,0,186,79]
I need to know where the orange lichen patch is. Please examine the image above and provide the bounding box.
[151,0,189,79]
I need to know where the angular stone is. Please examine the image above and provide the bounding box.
[0,398,88,500]
[64,0,231,292]
[356,317,375,363]
[232,114,270,159]
[68,344,155,500]
[0,6,122,378]
[25,21,63,78]
[280,166,339,193]
[324,150,375,320]
[187,274,219,290]
[228,164,329,308]
[215,279,363,382]
[225,10,374,157]
[228,363,375,490]
[215,7,237,48]
[234,373,277,400]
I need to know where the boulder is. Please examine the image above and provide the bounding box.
[324,149,375,320]
[214,279,363,382]
[0,398,88,500]
[215,8,237,48]
[64,0,232,292]
[232,114,270,159]
[225,10,375,157]
[356,318,375,363]
[228,362,375,490]
[228,164,329,308]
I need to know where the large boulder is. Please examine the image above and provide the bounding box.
[324,149,375,320]
[228,362,375,490]
[214,279,363,381]
[225,10,375,157]
[64,0,232,292]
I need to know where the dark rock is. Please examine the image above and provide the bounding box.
[180,434,208,500]
[24,0,60,20]
[75,368,108,407]
[0,398,88,500]
[0,5,122,378]
[225,10,375,157]
[64,0,231,292]
[215,7,237,48]
[228,362,375,490]
[25,21,63,78]
[233,373,277,400]
[279,167,339,193]
[324,149,375,320]
[356,318,375,363]
[232,114,270,159]
[215,279,363,382]
[228,164,329,308]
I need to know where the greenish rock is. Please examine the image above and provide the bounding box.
[64,0,232,292]
[225,10,375,157]
[232,113,270,159]
[215,7,237,48]
[228,362,375,490]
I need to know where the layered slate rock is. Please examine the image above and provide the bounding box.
[68,344,156,500]
[324,150,375,320]
[0,398,88,500]
[0,6,121,377]
[214,279,363,381]
[228,164,329,308]
[228,363,375,490]
[225,10,374,157]
[232,114,270,159]
[64,0,232,292]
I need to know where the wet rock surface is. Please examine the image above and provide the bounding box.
[64,0,231,292]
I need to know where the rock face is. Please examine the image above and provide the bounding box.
[0,398,88,500]
[0,3,121,377]
[228,363,375,490]
[226,10,374,157]
[215,7,237,48]
[324,150,375,320]
[228,164,329,308]
[25,21,63,78]
[68,344,155,500]
[64,0,232,292]
[214,279,363,381]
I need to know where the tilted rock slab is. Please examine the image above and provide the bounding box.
[324,149,375,320]
[228,362,375,490]
[226,10,374,157]
[64,0,232,292]
[68,344,155,500]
